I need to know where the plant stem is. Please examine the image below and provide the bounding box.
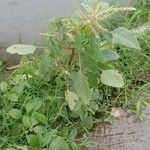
[68,48,75,68]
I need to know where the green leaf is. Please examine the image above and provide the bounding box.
[86,71,98,88]
[26,99,42,113]
[62,142,70,150]
[99,62,114,70]
[15,145,28,150]
[0,81,8,92]
[43,130,57,146]
[27,134,40,147]
[112,27,140,49]
[70,142,80,150]
[4,148,15,150]
[83,56,98,73]
[69,128,77,140]
[33,126,46,134]
[49,136,69,150]
[8,109,22,119]
[34,112,47,124]
[7,93,18,102]
[65,90,78,110]
[72,72,92,104]
[43,133,52,146]
[49,137,62,150]
[40,52,51,81]
[98,49,120,63]
[101,70,124,87]
[83,115,93,129]
[79,109,88,121]
[6,44,36,55]
[22,115,38,129]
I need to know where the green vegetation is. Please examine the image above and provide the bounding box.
[0,0,149,149]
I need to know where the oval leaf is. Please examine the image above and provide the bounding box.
[7,93,18,102]
[8,109,22,119]
[49,137,62,150]
[0,81,8,92]
[34,112,47,124]
[6,44,36,55]
[98,49,120,63]
[112,27,140,49]
[27,134,40,147]
[101,70,124,87]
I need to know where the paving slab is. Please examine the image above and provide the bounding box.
[86,109,150,150]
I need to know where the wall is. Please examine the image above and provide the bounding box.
[0,0,82,45]
[0,0,81,64]
[0,0,133,65]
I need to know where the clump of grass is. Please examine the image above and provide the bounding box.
[113,0,150,111]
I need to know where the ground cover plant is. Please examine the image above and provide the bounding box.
[0,0,149,149]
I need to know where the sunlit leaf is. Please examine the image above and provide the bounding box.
[112,27,140,49]
[22,115,38,129]
[26,99,42,113]
[15,145,28,150]
[27,134,40,147]
[6,44,36,55]
[101,70,124,87]
[32,126,46,134]
[0,81,8,92]
[34,112,47,124]
[7,93,18,102]
[49,137,70,150]
[43,130,57,146]
[49,137,62,150]
[8,109,22,119]
[65,90,78,110]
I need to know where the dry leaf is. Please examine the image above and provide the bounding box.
[65,90,78,110]
[111,107,124,118]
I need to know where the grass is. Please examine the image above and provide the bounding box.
[0,0,150,149]
[115,0,150,109]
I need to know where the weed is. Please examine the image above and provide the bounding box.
[0,0,149,149]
